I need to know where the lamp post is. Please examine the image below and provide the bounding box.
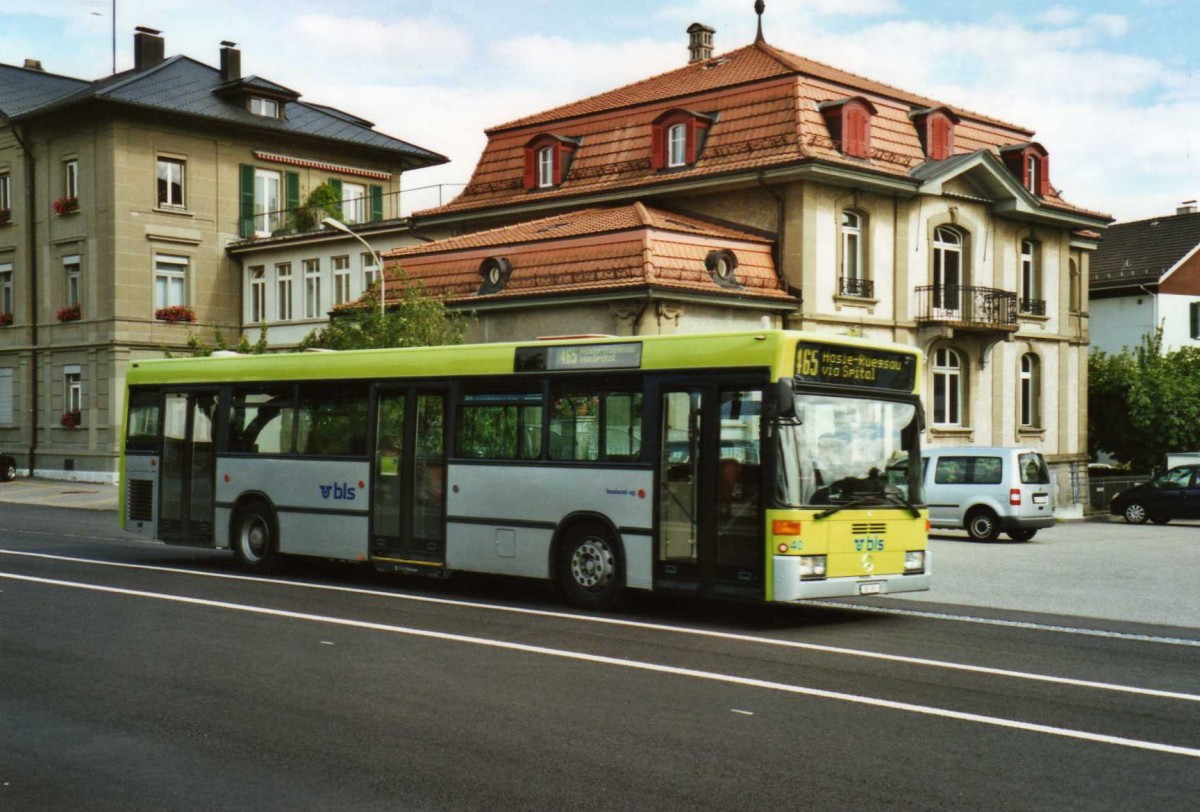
[321,216,385,317]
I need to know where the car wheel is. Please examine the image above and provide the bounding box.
[1006,528,1037,541]
[1122,502,1149,524]
[1150,517,1171,525]
[558,522,622,611]
[1,460,15,482]
[232,500,279,573]
[965,508,1000,541]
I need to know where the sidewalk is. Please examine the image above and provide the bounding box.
[0,477,119,511]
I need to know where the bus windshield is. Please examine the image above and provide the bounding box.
[776,393,920,508]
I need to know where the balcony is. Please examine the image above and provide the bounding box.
[838,277,875,298]
[914,285,1018,331]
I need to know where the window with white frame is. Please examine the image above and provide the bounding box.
[840,209,871,296]
[1,262,12,317]
[932,225,963,314]
[156,157,186,208]
[254,168,282,236]
[0,172,10,212]
[250,97,279,118]
[64,159,79,200]
[362,252,379,291]
[63,255,81,306]
[1020,239,1042,314]
[342,182,366,224]
[932,347,963,427]
[303,258,321,318]
[333,255,351,306]
[1020,353,1041,428]
[276,262,293,321]
[65,365,82,421]
[249,266,266,323]
[0,368,12,426]
[537,146,554,188]
[1026,154,1039,194]
[667,123,687,167]
[154,254,188,309]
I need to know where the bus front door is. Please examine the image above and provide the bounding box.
[657,383,764,598]
[371,389,447,572]
[158,390,217,544]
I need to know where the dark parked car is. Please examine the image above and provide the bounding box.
[1110,465,1200,524]
[0,451,16,482]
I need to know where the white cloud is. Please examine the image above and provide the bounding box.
[285,15,471,78]
[1090,14,1130,37]
[1037,7,1080,26]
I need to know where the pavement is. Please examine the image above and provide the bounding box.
[0,477,120,511]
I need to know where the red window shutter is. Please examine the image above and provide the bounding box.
[684,121,697,165]
[846,108,869,158]
[1038,156,1050,196]
[523,146,537,190]
[650,124,666,169]
[931,118,947,160]
[551,143,562,185]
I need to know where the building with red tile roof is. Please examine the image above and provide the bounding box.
[376,10,1112,515]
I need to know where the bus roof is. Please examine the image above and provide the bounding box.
[125,330,921,388]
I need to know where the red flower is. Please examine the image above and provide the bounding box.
[52,197,79,216]
[155,305,196,323]
[56,304,81,322]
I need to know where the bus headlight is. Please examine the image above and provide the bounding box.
[904,551,925,573]
[799,555,827,580]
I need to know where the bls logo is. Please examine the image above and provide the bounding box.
[854,536,885,552]
[319,482,356,501]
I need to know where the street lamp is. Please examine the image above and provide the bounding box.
[321,216,385,316]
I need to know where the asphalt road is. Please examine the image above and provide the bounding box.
[1,504,1198,810]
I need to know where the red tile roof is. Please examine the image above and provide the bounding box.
[416,39,1100,221]
[372,203,792,307]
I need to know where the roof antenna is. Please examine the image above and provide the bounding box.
[755,0,766,43]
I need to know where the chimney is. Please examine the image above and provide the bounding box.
[687,23,715,63]
[1178,200,1198,216]
[134,26,165,71]
[220,41,241,83]
[23,59,44,72]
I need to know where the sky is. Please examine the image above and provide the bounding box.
[2,0,1197,222]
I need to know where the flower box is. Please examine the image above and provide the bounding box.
[61,410,82,429]
[56,304,81,322]
[52,197,79,216]
[155,305,196,323]
[0,312,12,327]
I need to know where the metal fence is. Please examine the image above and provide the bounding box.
[1085,472,1152,512]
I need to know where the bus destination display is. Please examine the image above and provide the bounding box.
[795,342,916,391]
[515,342,643,372]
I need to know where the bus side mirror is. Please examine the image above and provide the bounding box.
[775,378,795,420]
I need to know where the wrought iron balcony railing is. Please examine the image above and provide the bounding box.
[914,285,1018,330]
[839,277,875,298]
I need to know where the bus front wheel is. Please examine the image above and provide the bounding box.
[233,500,278,574]
[558,523,622,611]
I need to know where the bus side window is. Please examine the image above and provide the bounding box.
[457,395,543,460]
[296,383,369,456]
[227,388,295,454]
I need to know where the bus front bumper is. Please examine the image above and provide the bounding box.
[771,555,932,601]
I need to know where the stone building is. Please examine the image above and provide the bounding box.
[395,19,1110,514]
[0,27,445,479]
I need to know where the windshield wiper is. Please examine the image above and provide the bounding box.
[813,492,921,520]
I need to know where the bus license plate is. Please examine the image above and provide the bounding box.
[859,583,883,595]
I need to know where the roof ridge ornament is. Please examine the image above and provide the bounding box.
[755,1,766,44]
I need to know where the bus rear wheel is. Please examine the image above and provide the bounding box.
[233,500,278,574]
[558,523,622,611]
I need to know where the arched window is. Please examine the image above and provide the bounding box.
[537,146,554,188]
[1020,239,1043,315]
[932,347,963,427]
[932,226,963,315]
[839,209,871,296]
[1020,353,1041,428]
[1026,154,1039,194]
[667,123,688,167]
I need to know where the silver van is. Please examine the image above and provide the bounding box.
[889,446,1055,541]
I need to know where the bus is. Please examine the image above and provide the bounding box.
[120,330,929,609]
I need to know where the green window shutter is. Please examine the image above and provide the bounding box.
[285,171,300,213]
[370,185,383,222]
[239,164,255,238]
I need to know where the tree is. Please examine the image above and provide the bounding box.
[297,272,470,351]
[165,325,270,358]
[293,182,343,231]
[1088,329,1200,470]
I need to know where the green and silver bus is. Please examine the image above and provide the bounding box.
[120,330,929,609]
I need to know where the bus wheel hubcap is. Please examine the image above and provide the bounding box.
[571,539,614,590]
[244,519,268,559]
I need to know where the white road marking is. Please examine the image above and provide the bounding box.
[2,569,1198,760]
[3,549,1199,704]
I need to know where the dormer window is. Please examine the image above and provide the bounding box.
[523,134,581,190]
[478,257,513,295]
[1000,143,1050,196]
[250,97,279,118]
[704,250,741,289]
[911,107,960,161]
[819,97,878,160]
[651,109,717,170]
